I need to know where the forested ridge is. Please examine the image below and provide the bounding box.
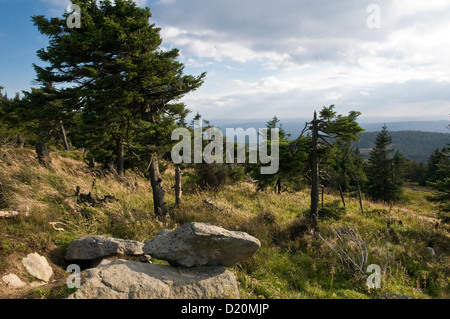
[355,131,450,163]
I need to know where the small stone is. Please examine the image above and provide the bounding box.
[22,252,53,282]
[2,274,26,288]
[139,254,152,263]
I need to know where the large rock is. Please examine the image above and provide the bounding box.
[67,260,239,299]
[22,252,53,282]
[65,236,144,261]
[143,222,261,267]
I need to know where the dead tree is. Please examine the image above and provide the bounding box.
[310,111,320,230]
[291,107,363,232]
[149,155,168,218]
[13,134,24,148]
[339,185,346,207]
[175,167,182,206]
[35,140,52,166]
[351,174,364,214]
[59,120,70,152]
[116,137,124,176]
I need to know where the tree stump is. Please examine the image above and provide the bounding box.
[35,141,52,166]
[175,167,182,206]
[149,155,168,218]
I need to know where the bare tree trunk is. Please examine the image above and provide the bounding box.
[310,111,320,231]
[35,140,52,166]
[339,185,346,207]
[88,157,95,168]
[175,167,182,206]
[356,182,364,214]
[321,186,325,209]
[116,137,124,176]
[149,155,168,218]
[13,134,24,148]
[351,174,364,213]
[59,120,70,152]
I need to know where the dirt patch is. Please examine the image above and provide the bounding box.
[0,250,69,299]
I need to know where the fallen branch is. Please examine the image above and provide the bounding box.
[0,211,20,219]
[203,199,232,215]
[0,205,30,219]
[317,226,368,275]
[75,186,117,205]
[49,222,66,231]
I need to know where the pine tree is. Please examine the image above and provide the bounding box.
[366,125,404,202]
[250,116,309,194]
[293,105,364,230]
[427,146,450,223]
[31,0,205,175]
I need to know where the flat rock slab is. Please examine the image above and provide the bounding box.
[2,274,26,288]
[65,236,144,261]
[143,222,261,267]
[22,252,53,282]
[67,260,239,299]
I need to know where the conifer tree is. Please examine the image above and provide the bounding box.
[294,105,364,231]
[366,125,404,202]
[31,0,205,175]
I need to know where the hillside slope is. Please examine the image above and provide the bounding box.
[0,147,448,299]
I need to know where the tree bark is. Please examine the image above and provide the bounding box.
[339,185,346,207]
[175,167,182,206]
[149,155,168,218]
[116,137,124,176]
[59,120,70,152]
[310,111,320,231]
[14,134,24,148]
[321,186,325,209]
[356,182,364,214]
[35,140,52,166]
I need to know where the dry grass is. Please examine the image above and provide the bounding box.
[0,146,449,299]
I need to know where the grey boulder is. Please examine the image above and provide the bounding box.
[143,222,260,267]
[65,236,144,261]
[67,260,239,299]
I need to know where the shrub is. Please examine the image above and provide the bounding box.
[319,200,346,220]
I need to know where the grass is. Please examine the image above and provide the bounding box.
[0,146,448,299]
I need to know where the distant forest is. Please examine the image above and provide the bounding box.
[354,131,450,163]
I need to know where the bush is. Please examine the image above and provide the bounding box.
[319,200,346,220]
[228,166,245,184]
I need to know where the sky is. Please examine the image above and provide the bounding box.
[1,0,450,123]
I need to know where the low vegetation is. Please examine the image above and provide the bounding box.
[0,147,448,299]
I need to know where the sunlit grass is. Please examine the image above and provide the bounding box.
[0,147,448,299]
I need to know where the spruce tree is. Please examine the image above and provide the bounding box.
[251,116,309,194]
[366,125,404,202]
[31,0,205,174]
[293,105,364,231]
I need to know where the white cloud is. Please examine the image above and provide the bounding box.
[36,0,450,120]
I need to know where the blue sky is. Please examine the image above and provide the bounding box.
[1,0,450,123]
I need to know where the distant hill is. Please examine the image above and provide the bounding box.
[354,131,450,163]
[213,119,449,135]
[359,121,449,133]
[211,119,449,163]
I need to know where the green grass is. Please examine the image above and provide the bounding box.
[0,147,448,299]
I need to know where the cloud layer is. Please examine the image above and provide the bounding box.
[38,0,450,121]
[148,0,450,121]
